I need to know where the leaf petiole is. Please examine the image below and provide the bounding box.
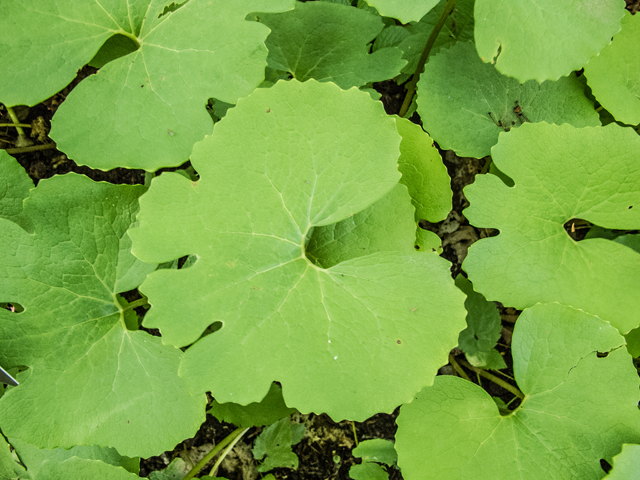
[182,426,249,480]
[398,0,457,117]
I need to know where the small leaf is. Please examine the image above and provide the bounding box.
[0,437,26,480]
[455,275,505,370]
[252,417,303,472]
[463,123,640,333]
[208,383,297,428]
[585,11,640,126]
[259,2,406,89]
[474,0,626,82]
[349,462,389,480]
[396,303,640,479]
[352,439,397,466]
[417,42,600,158]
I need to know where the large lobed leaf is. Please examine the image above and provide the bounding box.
[474,0,626,82]
[130,79,466,420]
[463,123,640,333]
[0,174,205,457]
[396,303,640,479]
[0,0,295,171]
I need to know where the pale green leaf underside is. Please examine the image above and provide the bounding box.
[606,444,640,479]
[585,11,640,125]
[131,80,466,420]
[396,303,640,480]
[463,123,640,333]
[396,117,451,222]
[417,42,600,158]
[474,0,626,82]
[362,0,439,23]
[41,0,294,171]
[259,2,406,89]
[0,174,204,458]
[0,151,33,226]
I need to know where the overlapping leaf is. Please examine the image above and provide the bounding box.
[361,0,439,23]
[395,0,474,77]
[0,174,205,457]
[455,275,505,370]
[130,79,466,420]
[0,151,32,226]
[463,123,640,333]
[417,42,600,158]
[10,438,139,479]
[258,2,406,89]
[1,0,296,171]
[474,0,625,82]
[606,444,640,479]
[585,11,640,126]
[396,303,640,479]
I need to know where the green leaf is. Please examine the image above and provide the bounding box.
[415,227,441,253]
[605,444,640,479]
[352,439,397,466]
[396,117,451,223]
[455,275,505,370]
[252,417,303,472]
[306,184,416,269]
[417,42,600,158]
[148,457,190,480]
[463,123,640,333]
[208,383,297,428]
[0,174,205,457]
[396,303,640,479]
[0,151,33,227]
[349,462,389,480]
[0,437,26,480]
[615,234,640,255]
[397,0,475,76]
[360,0,439,23]
[35,458,139,480]
[130,79,467,420]
[35,0,295,171]
[258,2,406,89]
[474,0,626,82]
[10,438,139,477]
[584,11,640,126]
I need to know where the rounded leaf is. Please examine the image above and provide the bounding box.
[131,80,467,420]
[474,0,626,82]
[463,123,640,333]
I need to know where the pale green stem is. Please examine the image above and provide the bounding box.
[182,427,248,480]
[5,106,27,137]
[208,427,250,477]
[352,421,359,447]
[0,123,30,128]
[3,144,56,154]
[449,353,471,382]
[398,0,457,117]
[456,357,524,400]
